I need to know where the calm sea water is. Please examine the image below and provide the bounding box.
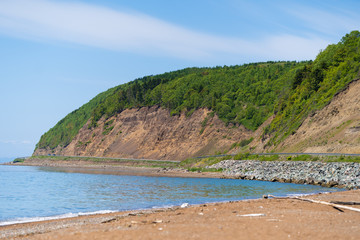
[0,160,341,226]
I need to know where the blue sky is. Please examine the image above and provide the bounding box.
[0,0,359,158]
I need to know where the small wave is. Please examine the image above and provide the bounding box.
[286,191,329,198]
[151,205,174,209]
[0,210,117,227]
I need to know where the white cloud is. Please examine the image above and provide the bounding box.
[262,34,328,60]
[285,4,360,38]
[0,140,17,144]
[0,140,33,145]
[0,0,339,61]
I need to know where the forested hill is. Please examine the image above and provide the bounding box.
[36,31,360,153]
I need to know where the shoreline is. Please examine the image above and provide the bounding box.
[1,190,360,239]
[4,158,224,179]
[7,157,360,189]
[0,189,335,228]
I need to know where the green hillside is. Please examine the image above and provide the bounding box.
[267,31,360,145]
[36,31,360,151]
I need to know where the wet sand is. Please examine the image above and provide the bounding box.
[1,190,360,240]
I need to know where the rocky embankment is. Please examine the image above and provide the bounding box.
[210,160,360,189]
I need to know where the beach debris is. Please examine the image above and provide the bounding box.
[198,212,204,216]
[101,218,117,224]
[330,201,360,205]
[158,228,163,231]
[154,209,165,212]
[266,219,281,222]
[237,213,266,217]
[265,195,360,213]
[180,203,189,208]
[152,220,163,224]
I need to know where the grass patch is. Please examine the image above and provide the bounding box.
[102,126,114,135]
[13,158,25,163]
[29,155,178,168]
[179,156,228,171]
[230,138,254,150]
[233,152,280,161]
[187,167,223,172]
[286,155,319,161]
[323,155,360,163]
[102,119,115,135]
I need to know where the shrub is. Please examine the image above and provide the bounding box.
[13,158,24,163]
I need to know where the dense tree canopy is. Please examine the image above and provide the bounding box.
[89,61,306,130]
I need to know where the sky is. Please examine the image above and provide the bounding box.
[0,0,359,158]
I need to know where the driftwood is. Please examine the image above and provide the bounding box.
[264,195,360,213]
[330,201,360,205]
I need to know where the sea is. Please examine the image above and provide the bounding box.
[0,157,341,226]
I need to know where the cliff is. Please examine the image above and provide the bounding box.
[273,79,360,153]
[34,107,251,160]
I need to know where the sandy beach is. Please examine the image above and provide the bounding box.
[1,188,359,239]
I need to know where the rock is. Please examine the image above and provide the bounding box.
[237,213,266,217]
[209,160,360,189]
[327,181,338,187]
[152,220,163,223]
[180,203,189,208]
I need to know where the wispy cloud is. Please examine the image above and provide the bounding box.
[0,0,346,61]
[284,4,360,38]
[0,140,33,145]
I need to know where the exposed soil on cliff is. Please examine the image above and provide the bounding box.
[273,79,360,154]
[35,107,251,160]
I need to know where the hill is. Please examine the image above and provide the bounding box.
[34,31,360,159]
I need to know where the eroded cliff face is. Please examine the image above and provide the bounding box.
[250,79,360,154]
[34,107,252,160]
[278,79,360,153]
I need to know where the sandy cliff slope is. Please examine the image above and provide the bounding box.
[272,79,360,154]
[35,107,251,160]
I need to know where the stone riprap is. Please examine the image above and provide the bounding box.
[209,160,360,189]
